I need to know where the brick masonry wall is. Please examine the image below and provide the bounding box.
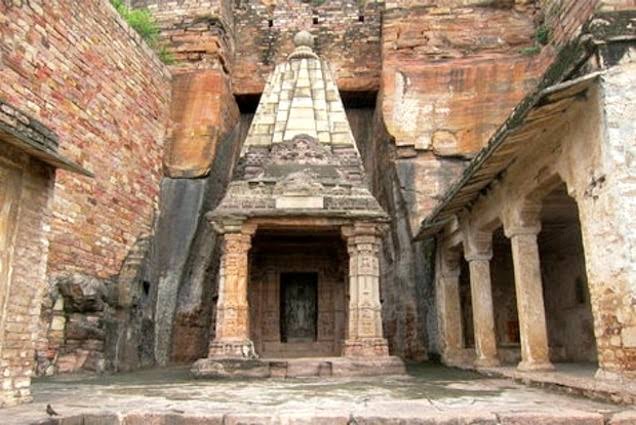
[0,0,171,280]
[0,0,171,376]
[0,144,54,407]
[139,0,235,76]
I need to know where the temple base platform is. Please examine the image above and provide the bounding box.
[191,356,406,379]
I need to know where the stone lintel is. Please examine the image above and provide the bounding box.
[275,195,324,209]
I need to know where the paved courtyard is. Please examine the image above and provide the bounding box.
[3,364,635,424]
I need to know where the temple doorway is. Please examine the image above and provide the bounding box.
[280,272,318,343]
[248,229,347,358]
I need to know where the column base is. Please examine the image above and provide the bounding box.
[517,360,555,372]
[475,357,501,368]
[208,339,257,359]
[342,338,389,357]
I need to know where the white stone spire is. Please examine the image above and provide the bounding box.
[243,31,356,150]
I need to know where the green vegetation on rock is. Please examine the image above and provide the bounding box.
[110,0,174,64]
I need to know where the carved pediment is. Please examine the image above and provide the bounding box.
[273,169,324,195]
[269,135,335,166]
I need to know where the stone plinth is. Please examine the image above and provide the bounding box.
[191,356,405,379]
[191,358,270,379]
[342,338,390,357]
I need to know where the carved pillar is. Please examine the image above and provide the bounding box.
[341,223,389,357]
[464,229,500,367]
[504,205,554,371]
[208,221,258,359]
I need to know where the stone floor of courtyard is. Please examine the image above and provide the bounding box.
[3,363,636,425]
[464,362,636,405]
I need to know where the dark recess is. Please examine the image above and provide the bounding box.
[235,91,377,114]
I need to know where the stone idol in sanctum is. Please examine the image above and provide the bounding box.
[192,31,405,378]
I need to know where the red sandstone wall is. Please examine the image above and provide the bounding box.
[379,2,548,232]
[0,0,171,279]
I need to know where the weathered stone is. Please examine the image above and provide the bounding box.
[609,411,636,425]
[497,411,604,425]
[151,178,209,366]
[199,37,396,370]
[191,358,271,379]
[65,316,104,341]
[56,274,108,313]
[165,70,239,178]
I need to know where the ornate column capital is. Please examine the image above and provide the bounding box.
[341,222,384,248]
[211,218,257,236]
[208,216,257,235]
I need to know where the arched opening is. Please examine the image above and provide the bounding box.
[538,182,598,365]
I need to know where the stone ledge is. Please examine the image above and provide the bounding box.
[460,364,636,405]
[26,410,628,425]
[191,356,406,379]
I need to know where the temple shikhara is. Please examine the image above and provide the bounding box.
[1,0,636,423]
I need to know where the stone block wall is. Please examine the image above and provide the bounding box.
[0,0,171,375]
[138,0,235,74]
[380,2,547,230]
[362,1,547,358]
[594,60,636,379]
[231,0,383,95]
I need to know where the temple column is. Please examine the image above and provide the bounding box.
[341,222,389,357]
[504,205,554,371]
[435,243,463,364]
[439,267,463,364]
[208,221,258,359]
[464,229,500,367]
